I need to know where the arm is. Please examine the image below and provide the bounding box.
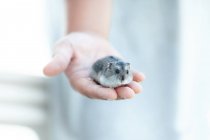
[67,0,112,37]
[43,0,145,100]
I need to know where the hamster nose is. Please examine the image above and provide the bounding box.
[121,76,125,81]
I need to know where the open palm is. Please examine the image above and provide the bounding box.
[44,32,145,100]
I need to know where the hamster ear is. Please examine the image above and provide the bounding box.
[107,62,113,69]
[125,63,130,69]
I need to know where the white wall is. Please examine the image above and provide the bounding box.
[176,0,210,140]
[0,0,51,140]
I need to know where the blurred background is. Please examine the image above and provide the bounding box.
[0,0,209,140]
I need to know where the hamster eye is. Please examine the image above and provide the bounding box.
[126,70,129,74]
[115,69,120,74]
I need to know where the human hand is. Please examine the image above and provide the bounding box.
[43,32,145,100]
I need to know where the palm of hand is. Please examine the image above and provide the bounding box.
[44,32,144,100]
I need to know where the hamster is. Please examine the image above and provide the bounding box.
[90,56,133,88]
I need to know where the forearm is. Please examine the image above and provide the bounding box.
[66,0,112,38]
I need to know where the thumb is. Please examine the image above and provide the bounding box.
[43,41,73,76]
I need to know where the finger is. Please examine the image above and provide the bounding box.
[127,81,143,94]
[43,42,73,76]
[71,76,118,100]
[115,86,135,99]
[132,70,145,82]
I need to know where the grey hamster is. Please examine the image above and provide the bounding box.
[90,56,133,88]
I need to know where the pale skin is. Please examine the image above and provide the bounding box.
[43,0,145,100]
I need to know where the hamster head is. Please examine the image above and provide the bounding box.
[103,60,133,85]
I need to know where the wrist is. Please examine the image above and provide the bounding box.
[67,30,109,39]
